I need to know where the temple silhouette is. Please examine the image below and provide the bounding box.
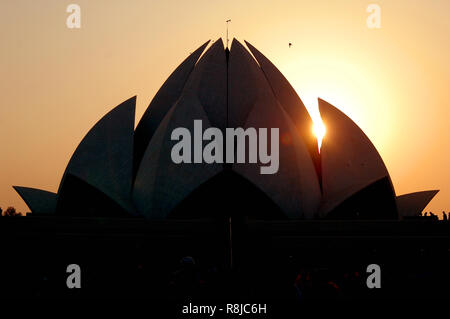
[1,39,448,302]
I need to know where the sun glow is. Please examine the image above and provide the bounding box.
[312,120,326,152]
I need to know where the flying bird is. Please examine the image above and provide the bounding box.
[289,43,292,48]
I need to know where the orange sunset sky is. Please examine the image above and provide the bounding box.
[0,0,449,216]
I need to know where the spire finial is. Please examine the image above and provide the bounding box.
[226,19,231,49]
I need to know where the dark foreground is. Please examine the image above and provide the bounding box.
[0,216,448,309]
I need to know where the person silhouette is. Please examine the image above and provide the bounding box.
[429,212,438,220]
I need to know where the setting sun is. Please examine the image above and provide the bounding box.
[312,120,326,151]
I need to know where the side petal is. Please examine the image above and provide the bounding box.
[57,97,136,216]
[13,186,57,215]
[319,98,397,219]
[397,190,439,218]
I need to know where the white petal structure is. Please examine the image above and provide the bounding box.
[13,186,57,214]
[57,97,136,216]
[244,41,320,177]
[16,38,422,220]
[229,39,321,219]
[397,190,439,218]
[318,98,397,219]
[133,40,210,176]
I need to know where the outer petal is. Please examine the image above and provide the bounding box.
[13,186,57,214]
[397,190,439,218]
[57,97,136,216]
[319,98,397,219]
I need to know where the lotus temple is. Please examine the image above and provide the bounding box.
[11,39,439,220]
[1,39,448,301]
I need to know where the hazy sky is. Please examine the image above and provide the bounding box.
[0,0,449,216]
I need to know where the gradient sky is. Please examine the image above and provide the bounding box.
[0,0,449,216]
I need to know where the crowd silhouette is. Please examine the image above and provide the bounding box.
[2,204,449,220]
[0,206,22,217]
[420,211,447,221]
